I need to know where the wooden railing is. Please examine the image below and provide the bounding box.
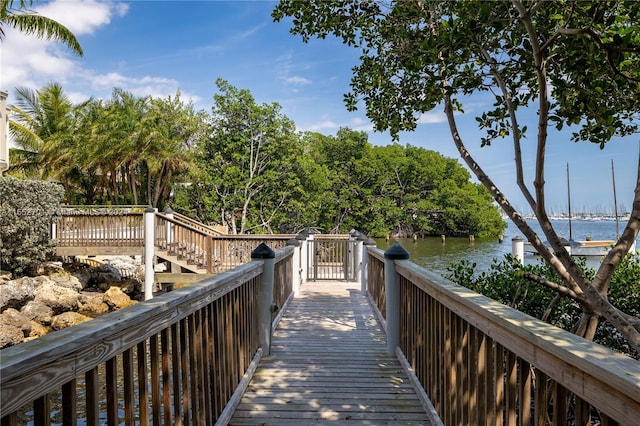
[154,212,294,273]
[54,211,144,247]
[366,246,640,426]
[171,211,225,236]
[0,246,296,425]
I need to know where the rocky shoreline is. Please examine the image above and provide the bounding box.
[0,258,144,349]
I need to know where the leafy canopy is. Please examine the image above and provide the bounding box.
[273,0,639,146]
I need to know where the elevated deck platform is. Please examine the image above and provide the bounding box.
[230,282,433,425]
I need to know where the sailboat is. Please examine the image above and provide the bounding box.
[524,161,635,260]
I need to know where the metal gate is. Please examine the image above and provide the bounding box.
[307,236,356,281]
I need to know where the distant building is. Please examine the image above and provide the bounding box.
[0,91,8,175]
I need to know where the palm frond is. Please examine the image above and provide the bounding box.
[2,4,82,56]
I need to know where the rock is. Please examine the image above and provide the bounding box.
[49,273,84,292]
[26,321,49,339]
[78,293,109,317]
[94,264,122,284]
[0,271,12,283]
[20,300,54,325]
[0,276,48,311]
[103,287,135,310]
[34,281,79,315]
[1,308,32,334]
[99,256,142,281]
[71,267,92,288]
[0,308,47,343]
[113,278,139,295]
[0,322,24,348]
[51,312,92,330]
[37,261,65,276]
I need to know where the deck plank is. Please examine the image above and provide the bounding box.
[229,281,432,425]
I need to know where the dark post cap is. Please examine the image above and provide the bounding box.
[286,238,300,247]
[512,235,523,242]
[165,207,174,214]
[251,242,275,259]
[145,206,155,213]
[384,242,410,260]
[363,236,377,246]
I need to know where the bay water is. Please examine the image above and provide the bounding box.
[374,218,638,276]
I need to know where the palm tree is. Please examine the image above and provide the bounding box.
[9,83,76,180]
[0,0,82,55]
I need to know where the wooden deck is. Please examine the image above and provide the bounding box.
[229,281,433,425]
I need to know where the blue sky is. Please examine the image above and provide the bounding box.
[2,0,638,214]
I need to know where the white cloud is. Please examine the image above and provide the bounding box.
[302,116,373,133]
[306,119,339,132]
[286,76,312,86]
[417,110,446,124]
[0,0,194,106]
[1,1,128,95]
[36,0,129,35]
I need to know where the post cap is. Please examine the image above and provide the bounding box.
[363,237,377,246]
[165,207,174,214]
[512,235,523,242]
[251,242,275,259]
[145,206,155,213]
[286,238,300,247]
[384,242,410,260]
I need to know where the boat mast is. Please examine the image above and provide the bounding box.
[612,159,619,240]
[567,163,572,241]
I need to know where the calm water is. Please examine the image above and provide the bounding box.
[374,219,638,275]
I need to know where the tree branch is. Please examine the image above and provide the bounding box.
[541,28,640,83]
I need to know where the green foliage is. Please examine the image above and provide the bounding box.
[0,0,83,56]
[9,86,205,208]
[273,1,639,146]
[0,176,63,275]
[183,79,304,234]
[445,253,640,357]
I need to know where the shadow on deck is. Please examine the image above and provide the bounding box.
[230,282,435,425]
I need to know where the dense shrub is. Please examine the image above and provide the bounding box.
[445,253,640,358]
[0,177,63,275]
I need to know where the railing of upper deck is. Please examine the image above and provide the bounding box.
[365,245,640,426]
[53,208,295,273]
[54,211,145,248]
[154,212,294,273]
[0,246,296,425]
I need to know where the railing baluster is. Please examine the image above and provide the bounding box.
[105,357,118,426]
[85,368,99,426]
[62,379,77,426]
[149,334,161,426]
[122,349,134,425]
[34,395,50,426]
[136,342,149,426]
[170,324,182,424]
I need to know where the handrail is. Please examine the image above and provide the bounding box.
[367,248,640,425]
[171,211,226,236]
[155,213,294,273]
[0,246,296,424]
[54,212,144,247]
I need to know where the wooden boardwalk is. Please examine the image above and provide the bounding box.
[229,281,432,425]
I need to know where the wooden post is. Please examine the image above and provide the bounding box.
[512,235,524,264]
[350,230,363,284]
[297,231,308,284]
[252,243,275,355]
[361,236,377,294]
[307,231,316,282]
[165,207,174,248]
[144,207,156,300]
[287,238,301,297]
[384,242,410,356]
